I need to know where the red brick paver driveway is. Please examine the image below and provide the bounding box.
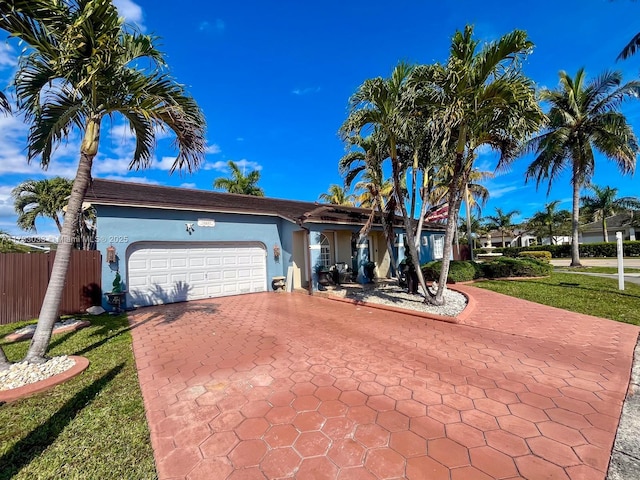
[129,285,639,480]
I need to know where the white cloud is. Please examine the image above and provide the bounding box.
[113,0,146,31]
[203,159,262,172]
[199,19,225,34]
[292,87,321,96]
[236,137,244,142]
[488,185,519,199]
[155,156,179,170]
[205,144,221,154]
[0,43,17,69]
[180,182,197,189]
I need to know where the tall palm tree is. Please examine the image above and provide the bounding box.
[213,160,264,196]
[341,63,434,299]
[525,69,639,266]
[339,133,398,272]
[1,0,206,364]
[580,184,640,242]
[318,184,355,205]
[618,33,640,60]
[412,26,543,304]
[484,207,521,247]
[0,92,9,114]
[12,177,72,232]
[526,200,571,245]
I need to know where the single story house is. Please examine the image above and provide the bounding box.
[85,179,447,310]
[580,213,637,244]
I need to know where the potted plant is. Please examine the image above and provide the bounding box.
[105,271,126,313]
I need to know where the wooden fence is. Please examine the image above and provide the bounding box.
[0,250,102,325]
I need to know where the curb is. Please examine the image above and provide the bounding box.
[320,285,478,325]
[4,320,91,343]
[0,356,90,403]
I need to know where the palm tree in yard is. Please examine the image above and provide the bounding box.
[12,177,72,232]
[484,207,521,247]
[340,63,435,298]
[525,69,639,266]
[213,160,264,196]
[410,26,543,304]
[580,184,640,242]
[0,0,206,365]
[526,200,571,245]
[318,184,355,205]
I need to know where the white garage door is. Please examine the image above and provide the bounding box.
[127,242,267,307]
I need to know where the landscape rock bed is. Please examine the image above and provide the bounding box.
[0,355,76,391]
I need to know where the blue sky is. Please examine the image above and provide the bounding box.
[1,0,640,237]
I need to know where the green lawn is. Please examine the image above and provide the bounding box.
[555,266,640,274]
[0,314,156,480]
[474,272,640,325]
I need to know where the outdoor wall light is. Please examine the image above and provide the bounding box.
[185,223,195,234]
[106,245,117,263]
[273,244,281,260]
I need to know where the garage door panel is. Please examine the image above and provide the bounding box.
[127,243,267,307]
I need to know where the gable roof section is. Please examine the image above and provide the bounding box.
[85,179,446,231]
[581,213,635,233]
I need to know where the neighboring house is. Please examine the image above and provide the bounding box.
[481,228,571,248]
[580,213,637,244]
[85,179,446,309]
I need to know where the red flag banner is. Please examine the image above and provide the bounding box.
[425,203,448,222]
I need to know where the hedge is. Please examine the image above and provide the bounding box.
[421,257,551,282]
[473,240,640,259]
[519,251,552,262]
[480,257,552,279]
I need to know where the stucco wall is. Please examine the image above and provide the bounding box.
[95,205,291,308]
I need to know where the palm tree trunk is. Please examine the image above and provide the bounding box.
[570,173,582,267]
[375,193,397,276]
[501,232,506,248]
[389,139,431,299]
[409,149,419,220]
[54,215,63,233]
[0,346,9,370]
[25,143,97,362]
[603,218,609,243]
[435,183,463,305]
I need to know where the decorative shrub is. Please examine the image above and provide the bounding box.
[519,251,552,262]
[422,260,478,283]
[473,241,640,258]
[480,257,552,279]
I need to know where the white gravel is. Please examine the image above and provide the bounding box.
[12,318,83,336]
[0,356,76,392]
[330,281,467,317]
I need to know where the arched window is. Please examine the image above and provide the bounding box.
[319,234,331,267]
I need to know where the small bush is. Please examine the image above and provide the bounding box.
[480,257,552,279]
[422,260,478,283]
[474,240,640,258]
[519,251,551,262]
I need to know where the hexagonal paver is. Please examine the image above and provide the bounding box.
[236,418,269,440]
[260,448,301,479]
[406,455,449,480]
[365,447,406,478]
[516,454,572,480]
[293,411,325,431]
[410,416,445,440]
[340,390,368,406]
[389,430,427,457]
[294,431,331,457]
[527,436,581,467]
[292,395,321,412]
[367,394,396,412]
[296,456,339,479]
[485,429,530,457]
[497,415,540,438]
[354,424,390,448]
[446,422,486,448]
[469,445,518,478]
[377,410,410,432]
[428,438,470,468]
[263,424,299,448]
[328,439,365,467]
[228,439,267,468]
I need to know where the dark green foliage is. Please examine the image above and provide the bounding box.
[480,257,552,278]
[422,260,478,283]
[475,241,640,258]
[519,251,552,261]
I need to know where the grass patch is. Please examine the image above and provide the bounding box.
[0,314,156,480]
[474,272,640,326]
[555,266,640,274]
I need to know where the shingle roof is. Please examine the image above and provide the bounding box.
[85,179,446,231]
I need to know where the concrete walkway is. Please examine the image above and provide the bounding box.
[129,288,639,480]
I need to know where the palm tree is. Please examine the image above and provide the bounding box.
[318,184,355,205]
[12,177,72,232]
[484,207,521,247]
[525,69,639,266]
[339,133,398,272]
[341,63,434,299]
[526,200,571,245]
[1,0,206,364]
[213,160,264,196]
[618,33,640,61]
[412,26,543,304]
[580,184,640,242]
[0,92,9,114]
